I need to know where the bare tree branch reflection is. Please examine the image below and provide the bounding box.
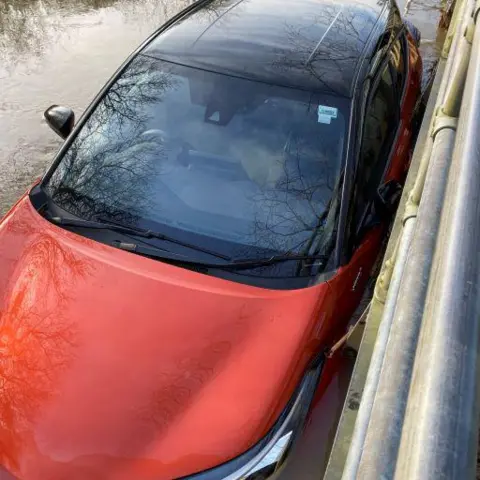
[47,56,180,224]
[0,0,195,67]
[0,0,242,68]
[43,49,348,279]
[230,5,377,262]
[272,4,377,96]
[40,3,359,280]
[0,0,117,65]
[0,217,94,463]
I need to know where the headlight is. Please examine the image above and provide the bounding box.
[180,356,324,480]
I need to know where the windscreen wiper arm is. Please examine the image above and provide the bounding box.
[50,215,327,270]
[114,241,328,271]
[48,215,230,260]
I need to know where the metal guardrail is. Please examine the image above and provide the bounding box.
[324,0,480,477]
[394,3,480,476]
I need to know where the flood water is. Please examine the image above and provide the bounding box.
[0,0,193,214]
[0,0,445,216]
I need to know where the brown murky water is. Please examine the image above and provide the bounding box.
[0,0,192,214]
[0,0,444,216]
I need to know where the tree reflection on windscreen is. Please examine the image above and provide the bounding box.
[45,54,349,272]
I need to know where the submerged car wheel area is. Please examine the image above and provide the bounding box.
[0,0,422,478]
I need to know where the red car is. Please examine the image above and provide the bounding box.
[0,0,421,478]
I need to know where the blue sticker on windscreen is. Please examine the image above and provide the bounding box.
[318,105,338,124]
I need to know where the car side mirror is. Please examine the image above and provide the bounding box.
[44,105,75,139]
[355,180,403,247]
[374,180,403,217]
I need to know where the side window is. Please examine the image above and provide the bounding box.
[352,63,399,235]
[389,35,408,97]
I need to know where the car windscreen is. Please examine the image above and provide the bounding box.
[44,55,350,277]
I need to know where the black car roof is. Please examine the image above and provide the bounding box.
[143,0,395,98]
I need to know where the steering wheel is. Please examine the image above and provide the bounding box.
[141,129,196,168]
[141,129,194,150]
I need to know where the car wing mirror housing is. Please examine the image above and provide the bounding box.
[375,179,403,217]
[358,179,403,241]
[44,105,75,139]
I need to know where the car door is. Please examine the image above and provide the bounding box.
[327,57,402,329]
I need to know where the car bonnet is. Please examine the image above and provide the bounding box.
[0,196,332,480]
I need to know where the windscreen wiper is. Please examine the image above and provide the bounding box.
[49,216,327,271]
[48,215,230,260]
[114,241,328,271]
